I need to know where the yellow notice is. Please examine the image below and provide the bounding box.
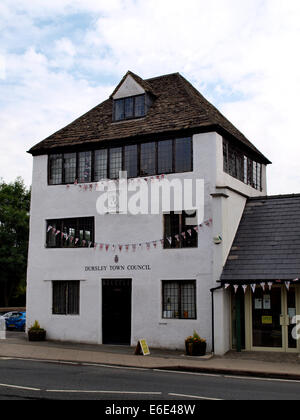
[139,339,150,356]
[262,316,273,325]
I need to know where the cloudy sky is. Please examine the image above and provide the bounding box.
[0,0,299,194]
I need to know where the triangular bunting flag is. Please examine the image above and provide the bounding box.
[234,285,239,294]
[251,284,256,293]
[242,285,247,294]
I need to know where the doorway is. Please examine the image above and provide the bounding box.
[102,279,132,345]
[248,286,299,352]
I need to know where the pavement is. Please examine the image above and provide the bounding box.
[1,332,300,381]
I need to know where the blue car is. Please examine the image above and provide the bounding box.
[5,312,26,331]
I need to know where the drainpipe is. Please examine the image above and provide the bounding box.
[210,284,223,355]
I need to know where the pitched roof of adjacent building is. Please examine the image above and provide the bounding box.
[28,71,270,163]
[221,194,300,282]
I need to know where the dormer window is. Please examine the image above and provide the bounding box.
[114,94,146,122]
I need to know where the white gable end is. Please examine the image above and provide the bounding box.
[113,75,145,99]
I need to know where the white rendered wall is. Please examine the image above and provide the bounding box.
[113,75,145,99]
[26,131,267,353]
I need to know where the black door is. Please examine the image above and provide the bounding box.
[102,279,132,345]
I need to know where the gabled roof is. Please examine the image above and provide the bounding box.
[28,71,270,163]
[110,70,157,98]
[221,194,300,282]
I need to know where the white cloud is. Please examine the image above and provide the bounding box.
[0,0,300,194]
[0,55,5,79]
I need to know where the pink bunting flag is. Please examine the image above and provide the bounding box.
[260,282,266,291]
[47,225,52,233]
[153,241,157,249]
[175,234,180,242]
[224,284,230,290]
[99,244,104,251]
[75,238,79,245]
[251,284,256,293]
[234,285,239,294]
[193,226,199,233]
[285,281,290,291]
[132,244,136,252]
[181,232,186,239]
[187,229,192,237]
[268,282,273,291]
[105,245,110,252]
[242,285,248,294]
[125,245,129,252]
[146,243,151,250]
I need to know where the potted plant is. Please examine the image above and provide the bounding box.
[185,331,207,356]
[28,321,46,342]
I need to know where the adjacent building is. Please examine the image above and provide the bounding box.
[26,71,298,355]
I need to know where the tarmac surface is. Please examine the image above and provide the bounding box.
[1,331,300,381]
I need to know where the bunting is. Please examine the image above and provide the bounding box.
[46,218,213,253]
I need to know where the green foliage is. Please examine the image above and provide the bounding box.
[0,177,31,306]
[29,321,45,332]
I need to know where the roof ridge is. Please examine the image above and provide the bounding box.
[248,193,300,201]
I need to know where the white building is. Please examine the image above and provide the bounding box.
[27,71,272,355]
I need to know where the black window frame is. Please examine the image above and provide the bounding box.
[163,210,198,249]
[52,281,80,315]
[46,217,95,248]
[162,280,197,320]
[48,137,193,186]
[113,94,146,122]
[223,138,263,191]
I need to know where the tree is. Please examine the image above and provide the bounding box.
[0,178,31,307]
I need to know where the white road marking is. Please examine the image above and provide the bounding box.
[0,383,41,392]
[154,369,221,377]
[224,375,300,384]
[46,390,162,395]
[168,392,222,401]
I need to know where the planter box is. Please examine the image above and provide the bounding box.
[185,341,207,357]
[28,330,46,342]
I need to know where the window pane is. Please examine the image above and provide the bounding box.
[53,282,67,315]
[49,154,63,185]
[182,211,198,248]
[257,163,261,191]
[253,162,257,189]
[181,283,196,319]
[64,153,76,184]
[47,221,60,247]
[78,151,92,183]
[175,138,192,173]
[109,147,122,179]
[114,99,124,121]
[135,95,145,117]
[158,140,173,174]
[67,282,80,315]
[164,213,180,249]
[62,218,77,248]
[124,145,138,178]
[94,149,108,181]
[163,282,179,319]
[140,142,156,176]
[47,218,94,248]
[162,281,196,320]
[125,97,134,119]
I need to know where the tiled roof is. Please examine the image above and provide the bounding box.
[28,72,270,163]
[221,194,300,282]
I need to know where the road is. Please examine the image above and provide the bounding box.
[0,358,300,400]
